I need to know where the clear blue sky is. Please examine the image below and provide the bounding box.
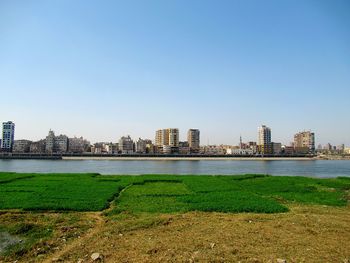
[0,0,349,145]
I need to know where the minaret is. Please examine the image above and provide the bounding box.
[239,135,242,149]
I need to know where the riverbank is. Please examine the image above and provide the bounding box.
[62,156,317,161]
[1,153,349,161]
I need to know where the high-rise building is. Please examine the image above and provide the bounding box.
[155,129,169,146]
[257,125,272,154]
[187,129,200,152]
[1,121,15,152]
[294,131,315,153]
[155,128,179,147]
[155,128,179,153]
[168,128,179,147]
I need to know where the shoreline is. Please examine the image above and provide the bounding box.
[61,156,318,161]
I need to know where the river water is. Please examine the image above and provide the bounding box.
[0,159,350,178]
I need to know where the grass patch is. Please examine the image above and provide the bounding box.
[0,173,128,211]
[0,173,349,214]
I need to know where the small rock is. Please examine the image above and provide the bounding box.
[118,233,123,237]
[277,259,287,263]
[91,253,103,261]
[51,258,60,262]
[77,259,83,263]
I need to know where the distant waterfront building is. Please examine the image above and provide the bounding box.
[325,143,332,151]
[55,135,68,153]
[247,141,258,154]
[155,128,179,153]
[200,145,225,155]
[271,142,282,154]
[1,121,15,152]
[45,130,68,153]
[105,143,118,154]
[257,125,272,154]
[337,144,345,153]
[168,128,179,147]
[135,138,152,153]
[68,137,90,153]
[118,135,134,154]
[30,140,46,153]
[155,129,169,146]
[226,148,254,155]
[282,145,295,155]
[13,140,32,153]
[45,130,55,153]
[187,129,200,153]
[91,143,103,154]
[179,141,190,154]
[294,131,315,153]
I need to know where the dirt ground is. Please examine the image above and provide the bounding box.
[1,205,350,263]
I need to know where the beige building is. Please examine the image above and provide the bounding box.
[155,128,179,153]
[155,129,169,146]
[155,128,179,147]
[294,131,315,153]
[187,129,200,152]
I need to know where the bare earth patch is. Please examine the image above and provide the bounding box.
[1,205,346,263]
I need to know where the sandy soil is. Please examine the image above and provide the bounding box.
[6,204,345,263]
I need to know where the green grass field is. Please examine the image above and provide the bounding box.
[0,172,349,213]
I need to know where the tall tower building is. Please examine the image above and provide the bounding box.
[258,125,272,154]
[187,129,200,152]
[294,131,315,153]
[155,128,179,153]
[168,128,179,147]
[1,121,15,152]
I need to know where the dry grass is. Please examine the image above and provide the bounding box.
[1,205,347,263]
[0,211,98,263]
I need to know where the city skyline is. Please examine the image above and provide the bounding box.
[2,119,347,149]
[2,119,348,147]
[3,120,349,156]
[1,1,349,145]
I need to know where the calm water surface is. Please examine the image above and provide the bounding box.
[0,159,350,178]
